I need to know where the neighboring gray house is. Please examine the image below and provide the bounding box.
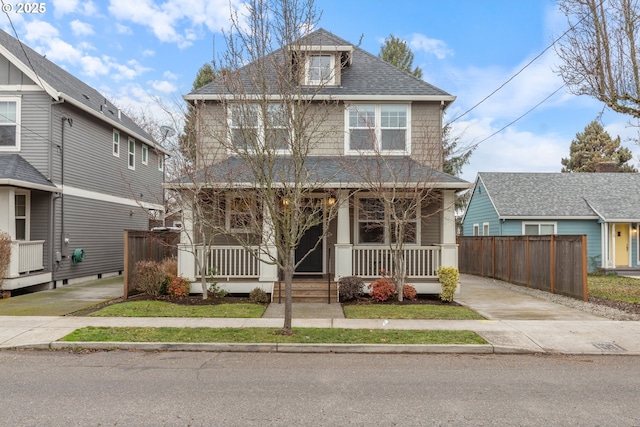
[462,172,640,272]
[175,28,471,297]
[0,29,166,296]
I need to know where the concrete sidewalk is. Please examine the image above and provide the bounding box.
[1,274,638,355]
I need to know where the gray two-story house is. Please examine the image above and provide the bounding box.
[175,29,470,299]
[0,29,166,296]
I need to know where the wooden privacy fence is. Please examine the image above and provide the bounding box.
[124,230,179,298]
[458,235,588,301]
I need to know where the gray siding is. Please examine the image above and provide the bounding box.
[0,53,33,85]
[50,104,164,204]
[420,199,441,245]
[52,194,148,281]
[30,190,51,270]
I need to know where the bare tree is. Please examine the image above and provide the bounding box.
[556,0,640,118]
[175,0,343,333]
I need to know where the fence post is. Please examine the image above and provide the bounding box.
[123,230,129,300]
[582,235,588,301]
[550,235,555,294]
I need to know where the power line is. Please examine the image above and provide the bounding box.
[444,0,602,127]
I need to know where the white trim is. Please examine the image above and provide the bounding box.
[112,129,120,157]
[0,179,59,192]
[141,145,148,165]
[14,190,29,241]
[305,54,335,86]
[354,193,420,245]
[0,96,21,151]
[0,85,43,91]
[345,103,411,155]
[482,222,489,236]
[60,185,163,211]
[185,93,457,103]
[128,137,135,170]
[0,44,59,99]
[473,223,479,236]
[165,181,473,190]
[522,221,557,235]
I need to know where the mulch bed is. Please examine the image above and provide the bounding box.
[588,296,640,316]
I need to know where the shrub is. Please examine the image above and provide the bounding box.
[338,276,364,301]
[160,258,178,277]
[0,231,11,290]
[208,282,228,298]
[368,278,396,302]
[167,275,190,298]
[437,266,459,303]
[249,287,270,304]
[402,284,417,301]
[133,261,167,296]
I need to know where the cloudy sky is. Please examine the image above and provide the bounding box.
[1,0,638,182]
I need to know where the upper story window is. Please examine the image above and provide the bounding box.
[158,154,164,172]
[0,98,20,151]
[128,138,135,170]
[346,104,409,154]
[229,104,290,153]
[306,54,334,85]
[113,130,120,157]
[141,145,148,165]
[523,222,556,235]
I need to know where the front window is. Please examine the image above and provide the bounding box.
[357,196,418,245]
[226,193,256,232]
[229,104,289,152]
[128,138,135,169]
[483,223,490,236]
[306,54,334,85]
[346,104,409,154]
[0,99,20,150]
[523,222,556,235]
[15,193,27,240]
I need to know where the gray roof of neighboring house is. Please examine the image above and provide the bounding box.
[478,172,640,221]
[187,28,454,102]
[173,156,470,190]
[0,29,157,148]
[0,154,59,192]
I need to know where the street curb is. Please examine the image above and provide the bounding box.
[46,341,506,354]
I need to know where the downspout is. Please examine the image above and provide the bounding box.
[50,100,64,287]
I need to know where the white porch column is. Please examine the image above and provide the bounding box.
[439,190,458,268]
[178,197,196,281]
[600,222,609,269]
[259,203,278,282]
[334,189,352,280]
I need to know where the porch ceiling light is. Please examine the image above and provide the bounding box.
[327,195,337,206]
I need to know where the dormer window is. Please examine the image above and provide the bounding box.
[306,54,334,85]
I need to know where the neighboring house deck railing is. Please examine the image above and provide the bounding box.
[352,246,440,279]
[11,240,45,275]
[198,245,261,278]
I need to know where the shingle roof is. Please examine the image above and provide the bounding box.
[173,156,470,190]
[478,172,640,221]
[0,29,155,147]
[187,28,454,101]
[0,154,58,191]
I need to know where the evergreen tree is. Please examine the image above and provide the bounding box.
[379,35,423,79]
[180,63,217,162]
[561,120,637,172]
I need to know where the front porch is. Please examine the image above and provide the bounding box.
[2,240,51,295]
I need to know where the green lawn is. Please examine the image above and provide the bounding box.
[343,304,484,320]
[61,326,487,345]
[589,274,640,304]
[89,301,266,318]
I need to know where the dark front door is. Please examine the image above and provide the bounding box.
[295,223,323,273]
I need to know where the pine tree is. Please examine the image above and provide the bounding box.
[561,120,637,172]
[379,35,423,79]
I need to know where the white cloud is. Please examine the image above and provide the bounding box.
[116,23,133,35]
[142,49,155,57]
[107,0,236,48]
[24,20,59,42]
[80,55,107,76]
[70,20,94,37]
[150,80,177,93]
[163,71,178,80]
[409,33,453,60]
[52,0,97,17]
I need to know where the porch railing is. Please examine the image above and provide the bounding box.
[10,240,45,276]
[352,246,440,279]
[196,245,260,278]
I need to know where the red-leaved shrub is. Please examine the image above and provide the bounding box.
[402,284,417,301]
[368,278,396,302]
[167,275,190,298]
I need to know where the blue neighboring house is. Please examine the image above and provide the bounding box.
[461,172,640,273]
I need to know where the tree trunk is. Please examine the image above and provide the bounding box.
[282,250,295,334]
